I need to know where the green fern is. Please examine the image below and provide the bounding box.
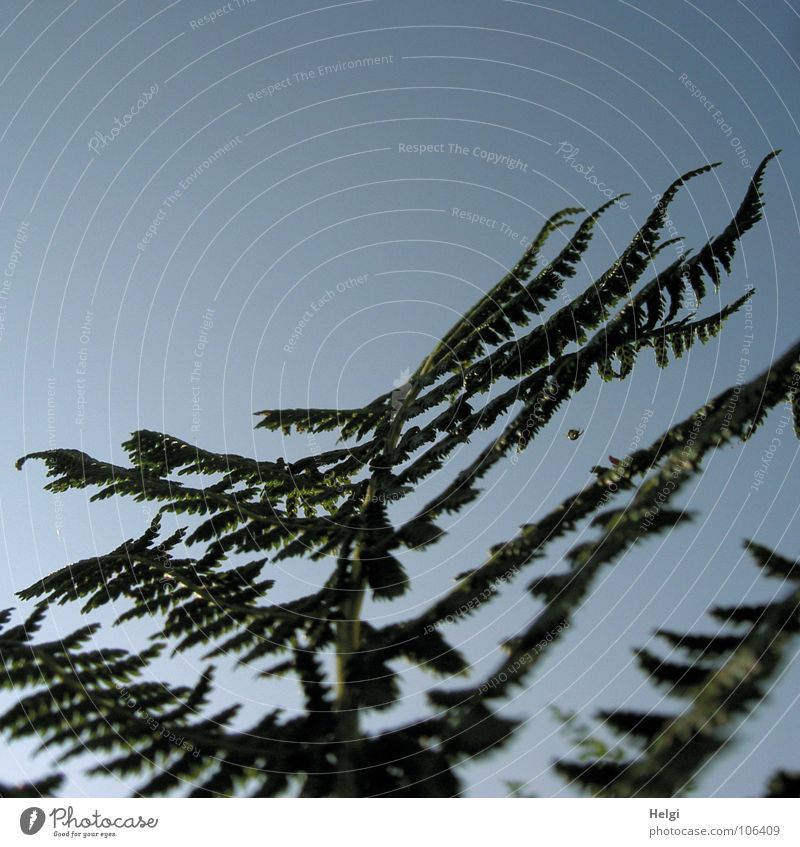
[4,153,798,798]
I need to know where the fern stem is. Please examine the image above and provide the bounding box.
[333,345,443,795]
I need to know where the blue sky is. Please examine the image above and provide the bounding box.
[0,0,799,796]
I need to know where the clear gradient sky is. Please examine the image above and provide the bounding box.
[0,0,799,797]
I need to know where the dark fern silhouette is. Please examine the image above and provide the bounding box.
[2,152,799,797]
